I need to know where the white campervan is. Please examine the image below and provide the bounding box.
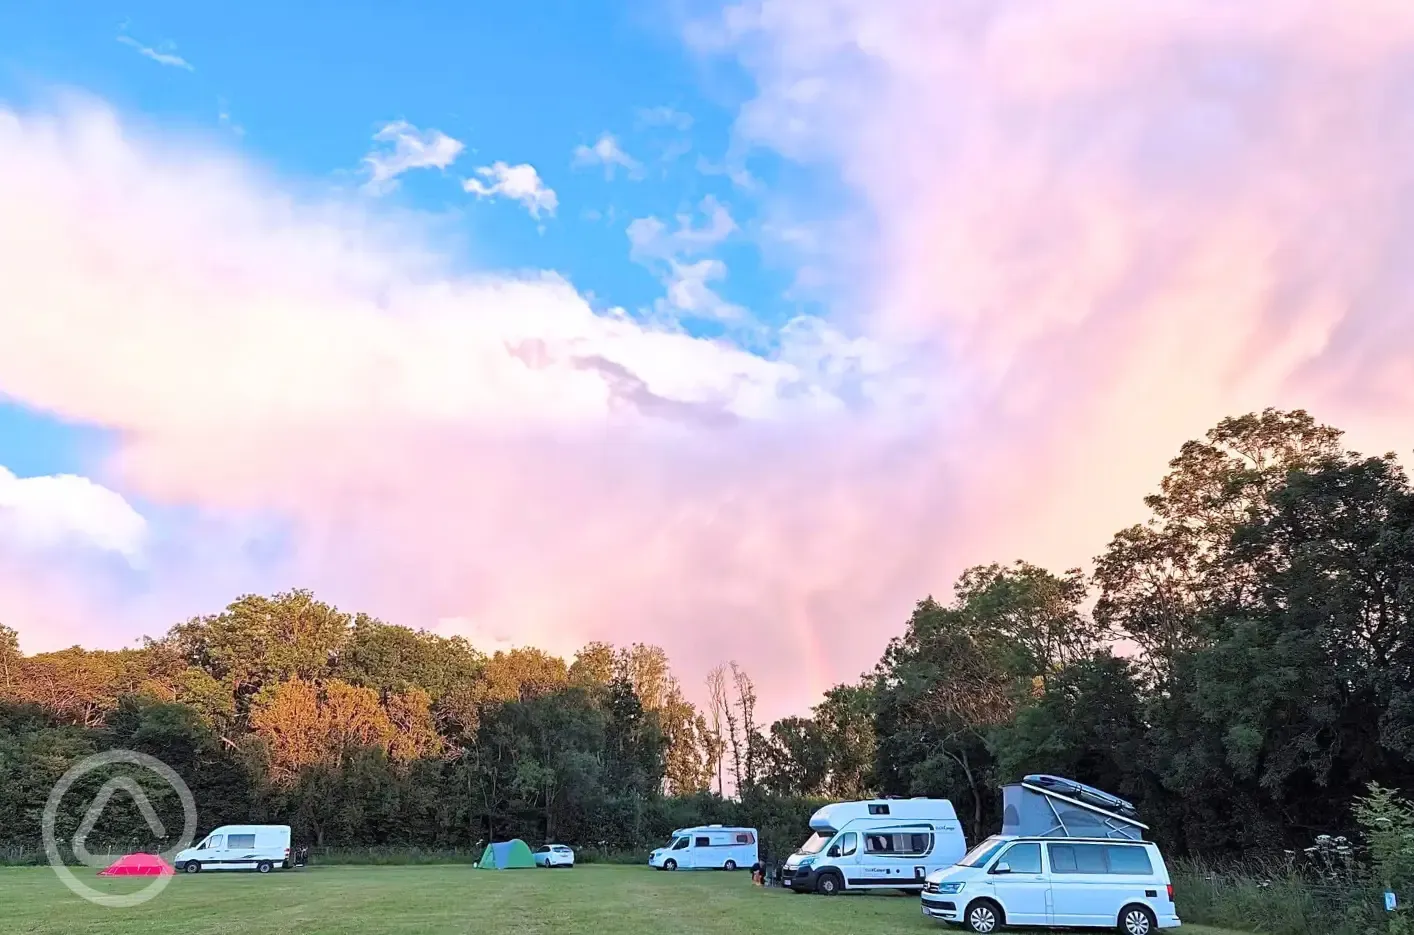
[920,776,1180,934]
[782,798,966,894]
[174,824,293,874]
[648,825,758,871]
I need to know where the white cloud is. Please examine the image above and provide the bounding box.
[462,162,558,219]
[217,99,245,138]
[628,197,743,320]
[362,120,464,195]
[637,106,694,131]
[628,195,737,261]
[572,133,642,180]
[116,34,194,71]
[0,465,147,562]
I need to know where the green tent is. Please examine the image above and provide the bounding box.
[476,839,535,870]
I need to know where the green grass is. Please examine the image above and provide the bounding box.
[0,864,1252,935]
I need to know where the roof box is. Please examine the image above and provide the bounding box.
[1002,775,1147,841]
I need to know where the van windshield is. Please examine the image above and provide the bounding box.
[795,832,832,856]
[958,836,1009,867]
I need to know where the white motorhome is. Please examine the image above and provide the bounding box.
[174,824,293,874]
[782,798,966,894]
[648,825,758,871]
[920,775,1180,934]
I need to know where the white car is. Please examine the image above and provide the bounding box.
[534,844,575,868]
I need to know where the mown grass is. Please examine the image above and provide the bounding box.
[0,863,1249,935]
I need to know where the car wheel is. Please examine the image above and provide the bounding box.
[964,899,1003,934]
[1119,904,1156,935]
[184,861,201,874]
[664,859,677,871]
[815,871,842,895]
[256,861,273,874]
[724,860,737,872]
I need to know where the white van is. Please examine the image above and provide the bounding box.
[920,776,1180,934]
[921,836,1179,933]
[648,825,758,871]
[782,798,966,894]
[174,825,293,874]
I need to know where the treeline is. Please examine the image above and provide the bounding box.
[3,409,1413,862]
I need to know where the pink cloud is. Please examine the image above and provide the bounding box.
[5,0,1414,719]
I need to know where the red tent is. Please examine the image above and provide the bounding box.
[98,853,174,877]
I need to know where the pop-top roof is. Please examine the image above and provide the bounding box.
[1001,775,1147,841]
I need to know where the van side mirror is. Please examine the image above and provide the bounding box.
[827,846,840,858]
[992,862,1012,875]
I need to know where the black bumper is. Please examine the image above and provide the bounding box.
[782,866,818,890]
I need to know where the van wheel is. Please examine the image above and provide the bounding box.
[964,899,1003,933]
[723,860,737,871]
[257,861,273,874]
[815,870,843,895]
[663,859,677,871]
[1119,904,1156,935]
[184,861,201,874]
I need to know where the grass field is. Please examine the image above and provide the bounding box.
[0,864,1252,935]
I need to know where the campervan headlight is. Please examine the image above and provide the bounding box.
[937,882,965,895]
[796,856,816,868]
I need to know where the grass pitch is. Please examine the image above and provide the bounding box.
[0,863,1249,934]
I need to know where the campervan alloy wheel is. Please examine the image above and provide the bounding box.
[1119,904,1156,935]
[964,899,1002,933]
[723,860,737,871]
[663,859,677,871]
[815,870,842,895]
[257,861,274,874]
[184,861,201,874]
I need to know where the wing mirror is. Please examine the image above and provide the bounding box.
[992,862,1012,875]
[827,846,841,858]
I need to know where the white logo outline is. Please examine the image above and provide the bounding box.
[42,750,198,908]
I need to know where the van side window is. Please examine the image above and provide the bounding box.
[1048,843,1108,873]
[735,833,754,844]
[864,832,932,857]
[695,837,711,848]
[204,835,224,850]
[672,837,689,850]
[839,832,858,856]
[995,843,1041,874]
[1105,846,1154,875]
[867,803,890,815]
[227,834,256,849]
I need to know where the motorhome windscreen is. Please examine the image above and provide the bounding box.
[796,832,831,856]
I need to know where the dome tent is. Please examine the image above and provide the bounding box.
[476,839,535,870]
[98,853,174,876]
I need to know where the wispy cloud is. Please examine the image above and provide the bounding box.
[116,34,194,71]
[637,106,694,131]
[463,162,558,219]
[628,196,743,320]
[362,120,464,196]
[217,99,245,138]
[572,133,642,180]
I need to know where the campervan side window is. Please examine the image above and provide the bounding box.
[227,834,256,849]
[867,803,891,815]
[203,835,223,850]
[1047,843,1108,874]
[1105,845,1154,875]
[838,832,858,857]
[672,837,689,850]
[735,833,754,844]
[863,832,931,857]
[694,837,711,848]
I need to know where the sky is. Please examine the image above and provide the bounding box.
[2,1,1413,719]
